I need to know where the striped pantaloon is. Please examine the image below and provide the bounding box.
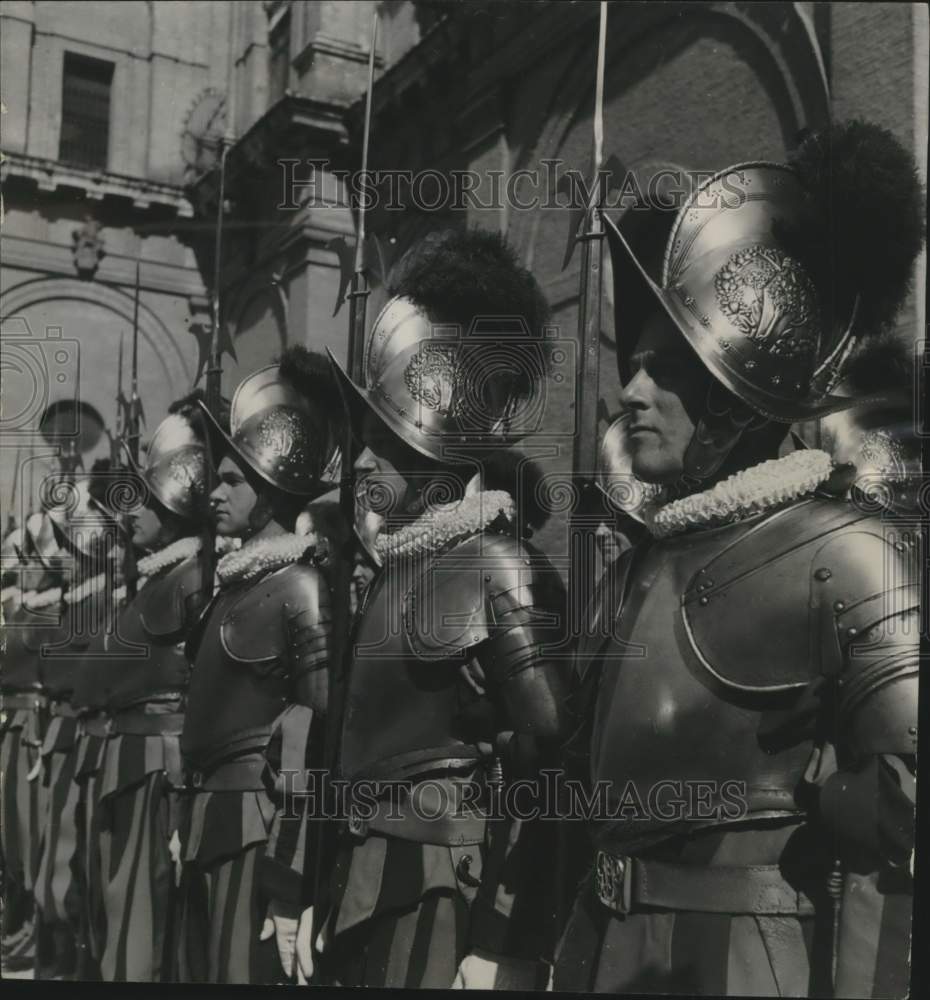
[33,717,82,979]
[0,706,44,969]
[318,833,477,989]
[174,787,284,984]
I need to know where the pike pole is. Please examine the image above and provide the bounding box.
[124,265,143,600]
[561,0,611,934]
[340,8,379,530]
[198,140,230,603]
[313,6,379,976]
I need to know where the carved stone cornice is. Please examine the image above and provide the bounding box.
[0,151,194,217]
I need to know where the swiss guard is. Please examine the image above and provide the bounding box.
[70,396,212,981]
[319,229,569,990]
[174,347,342,984]
[1,512,64,972]
[554,121,923,997]
[31,466,122,980]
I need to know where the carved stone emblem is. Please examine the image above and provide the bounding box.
[72,215,105,279]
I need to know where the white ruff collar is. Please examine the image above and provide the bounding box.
[18,536,231,610]
[2,586,36,611]
[216,531,320,586]
[376,490,514,563]
[23,587,63,611]
[111,535,204,603]
[644,450,834,539]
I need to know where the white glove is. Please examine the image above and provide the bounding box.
[451,948,546,990]
[295,906,314,984]
[259,899,301,979]
[168,829,183,885]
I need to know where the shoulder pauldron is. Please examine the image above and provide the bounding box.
[220,562,325,665]
[403,532,565,661]
[682,499,920,693]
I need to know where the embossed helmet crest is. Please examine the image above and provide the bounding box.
[330,295,544,463]
[199,363,335,496]
[135,412,206,518]
[605,163,865,423]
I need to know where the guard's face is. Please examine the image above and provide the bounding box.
[619,311,709,484]
[130,498,165,551]
[210,454,259,537]
[353,409,436,525]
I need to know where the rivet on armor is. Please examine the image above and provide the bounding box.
[484,575,491,582]
[699,596,709,606]
[814,568,832,581]
[908,725,918,736]
[847,627,858,637]
[834,600,845,611]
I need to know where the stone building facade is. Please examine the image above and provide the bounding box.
[1,0,234,513]
[2,1,926,548]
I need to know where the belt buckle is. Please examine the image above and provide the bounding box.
[595,850,633,914]
[346,804,368,839]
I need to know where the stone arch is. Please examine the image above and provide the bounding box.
[0,275,194,466]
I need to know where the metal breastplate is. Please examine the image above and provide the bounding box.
[103,558,202,711]
[180,573,292,767]
[589,519,814,849]
[338,556,480,783]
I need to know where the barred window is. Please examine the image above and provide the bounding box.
[59,52,114,170]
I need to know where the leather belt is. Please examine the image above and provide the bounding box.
[48,700,79,719]
[188,727,272,773]
[112,710,185,737]
[81,715,112,738]
[346,783,489,847]
[186,756,267,792]
[2,692,46,711]
[593,850,816,916]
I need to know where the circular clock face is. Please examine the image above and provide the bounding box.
[181,89,227,175]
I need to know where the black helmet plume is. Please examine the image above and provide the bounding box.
[785,120,925,339]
